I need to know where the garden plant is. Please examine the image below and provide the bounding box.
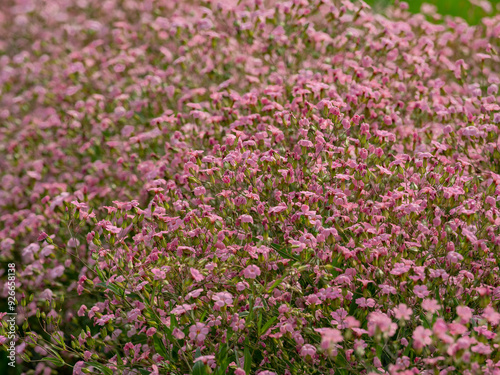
[1,0,500,374]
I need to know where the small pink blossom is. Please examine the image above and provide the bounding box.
[73,361,86,375]
[190,268,204,282]
[414,285,430,298]
[243,265,261,279]
[194,355,216,366]
[193,186,206,196]
[356,297,375,308]
[300,344,317,358]
[315,328,343,351]
[456,306,473,323]
[189,323,209,343]
[393,304,413,321]
[146,327,157,337]
[239,215,253,224]
[212,292,233,308]
[367,312,397,338]
[172,328,185,339]
[413,326,432,349]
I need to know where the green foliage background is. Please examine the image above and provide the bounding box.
[367,0,500,25]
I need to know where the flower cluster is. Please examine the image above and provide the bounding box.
[1,0,500,374]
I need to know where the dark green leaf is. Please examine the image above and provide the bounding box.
[192,360,208,375]
[85,362,113,375]
[244,342,252,374]
[259,316,277,335]
[153,336,168,358]
[42,357,65,367]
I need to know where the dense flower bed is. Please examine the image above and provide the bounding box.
[1,0,500,374]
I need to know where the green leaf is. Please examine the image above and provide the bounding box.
[420,313,431,329]
[199,310,207,322]
[153,336,168,358]
[96,268,106,283]
[97,282,123,296]
[192,360,208,375]
[403,339,412,357]
[244,342,252,375]
[246,296,254,323]
[42,357,65,367]
[270,243,299,261]
[86,362,113,375]
[195,348,202,359]
[259,316,277,336]
[266,276,285,294]
[214,345,230,375]
[170,314,178,328]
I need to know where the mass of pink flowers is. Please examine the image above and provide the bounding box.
[1,0,500,374]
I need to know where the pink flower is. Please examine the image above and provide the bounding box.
[315,328,343,350]
[212,292,233,308]
[345,316,360,329]
[171,304,193,316]
[447,251,463,264]
[77,305,87,317]
[151,268,166,280]
[236,282,248,291]
[413,326,432,349]
[194,355,216,366]
[393,304,413,321]
[483,306,500,325]
[471,343,492,355]
[150,365,160,375]
[300,344,316,358]
[356,297,375,308]
[96,314,114,326]
[189,323,209,343]
[456,306,473,323]
[186,289,203,299]
[193,186,206,196]
[243,265,261,279]
[298,139,313,148]
[422,299,440,313]
[359,148,368,160]
[278,304,289,314]
[73,361,86,375]
[342,118,351,130]
[172,328,185,339]
[146,327,157,337]
[362,55,373,68]
[390,263,411,276]
[367,312,397,338]
[190,268,204,282]
[414,285,430,298]
[240,215,253,224]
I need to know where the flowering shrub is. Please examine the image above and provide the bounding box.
[1,0,500,374]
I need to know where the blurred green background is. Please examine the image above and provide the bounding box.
[366,0,500,24]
